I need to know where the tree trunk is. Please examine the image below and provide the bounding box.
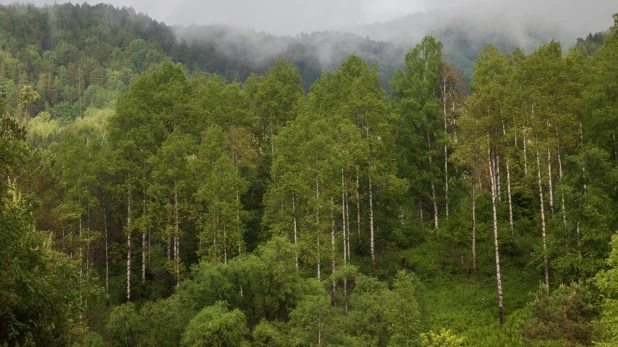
[341,169,347,265]
[318,317,323,347]
[236,189,242,258]
[214,212,219,259]
[471,175,477,274]
[557,140,568,253]
[429,155,439,229]
[292,193,299,269]
[316,175,321,280]
[547,148,554,215]
[506,160,514,237]
[613,132,617,163]
[126,183,132,303]
[104,207,109,294]
[496,154,501,201]
[442,74,449,218]
[488,146,504,325]
[86,208,90,271]
[523,124,528,176]
[558,145,566,230]
[142,188,147,284]
[270,119,275,157]
[427,132,439,229]
[79,203,83,269]
[174,182,180,285]
[343,275,348,315]
[444,118,449,218]
[536,144,550,292]
[345,189,350,264]
[223,224,228,264]
[368,161,375,273]
[356,166,361,250]
[331,199,336,307]
[576,220,582,258]
[167,236,171,260]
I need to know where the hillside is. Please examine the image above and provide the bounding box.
[0,1,605,123]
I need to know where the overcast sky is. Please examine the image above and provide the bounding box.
[2,0,617,36]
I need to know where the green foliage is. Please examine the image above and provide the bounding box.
[522,282,594,346]
[181,302,250,347]
[17,85,39,110]
[0,111,100,346]
[287,292,343,346]
[387,271,426,347]
[595,231,618,345]
[420,329,465,347]
[76,332,106,347]
[3,6,618,347]
[106,303,142,346]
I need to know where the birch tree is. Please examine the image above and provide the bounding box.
[466,44,508,325]
[391,36,444,230]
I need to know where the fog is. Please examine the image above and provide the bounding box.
[2,0,616,86]
[3,0,616,38]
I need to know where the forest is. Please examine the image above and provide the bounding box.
[1,2,618,346]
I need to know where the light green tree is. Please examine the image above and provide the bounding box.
[420,329,465,347]
[181,302,250,347]
[595,231,618,345]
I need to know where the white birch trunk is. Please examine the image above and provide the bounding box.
[557,144,566,230]
[343,275,348,314]
[167,236,171,260]
[614,132,617,163]
[427,132,438,229]
[431,176,438,229]
[316,176,321,280]
[536,144,550,292]
[547,148,554,215]
[557,139,568,256]
[86,208,90,271]
[223,224,228,265]
[444,102,449,218]
[331,198,336,306]
[506,160,514,237]
[104,208,109,293]
[496,154,501,201]
[368,161,375,273]
[126,183,132,303]
[472,175,477,273]
[341,169,347,265]
[576,220,582,258]
[292,193,299,269]
[356,166,361,249]
[142,188,147,284]
[345,190,350,264]
[523,124,528,175]
[488,146,504,325]
[79,206,83,268]
[174,183,180,285]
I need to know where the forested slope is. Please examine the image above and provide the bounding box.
[1,3,618,346]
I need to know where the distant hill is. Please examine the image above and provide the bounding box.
[0,2,605,121]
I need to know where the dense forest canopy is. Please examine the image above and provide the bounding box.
[1,2,618,346]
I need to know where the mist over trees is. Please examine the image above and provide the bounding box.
[1,2,618,346]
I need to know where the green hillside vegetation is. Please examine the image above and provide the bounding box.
[1,3,618,346]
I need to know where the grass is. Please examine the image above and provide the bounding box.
[398,241,539,346]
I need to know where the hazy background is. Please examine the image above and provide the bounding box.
[1,0,616,89]
[1,0,616,37]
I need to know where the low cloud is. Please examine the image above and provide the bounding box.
[3,0,616,38]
